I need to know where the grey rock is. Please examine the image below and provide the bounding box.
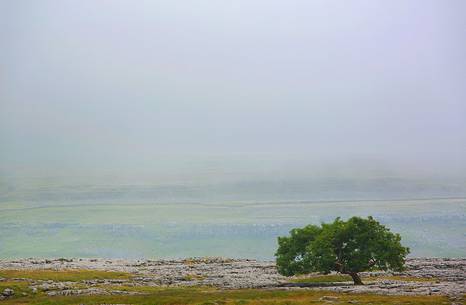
[319,295,339,301]
[2,288,14,296]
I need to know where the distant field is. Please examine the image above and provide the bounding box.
[0,193,465,259]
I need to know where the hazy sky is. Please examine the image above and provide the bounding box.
[1,0,465,181]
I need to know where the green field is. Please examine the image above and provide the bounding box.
[1,197,465,259]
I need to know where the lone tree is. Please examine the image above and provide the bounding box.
[275,216,409,285]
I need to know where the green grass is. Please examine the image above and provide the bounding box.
[291,274,352,283]
[0,286,453,305]
[0,269,133,282]
[1,198,465,259]
[0,281,32,297]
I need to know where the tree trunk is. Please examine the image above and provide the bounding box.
[348,272,363,285]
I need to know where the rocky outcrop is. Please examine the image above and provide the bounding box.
[0,257,464,297]
[2,288,14,297]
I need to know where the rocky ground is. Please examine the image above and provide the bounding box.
[0,257,465,301]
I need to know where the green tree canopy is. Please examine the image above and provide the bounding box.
[275,216,410,285]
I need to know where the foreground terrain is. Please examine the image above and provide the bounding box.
[0,258,464,304]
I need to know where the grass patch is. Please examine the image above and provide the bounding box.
[183,273,206,281]
[0,269,133,282]
[0,281,33,300]
[0,286,451,305]
[291,274,352,283]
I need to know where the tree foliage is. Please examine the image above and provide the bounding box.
[275,216,410,285]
